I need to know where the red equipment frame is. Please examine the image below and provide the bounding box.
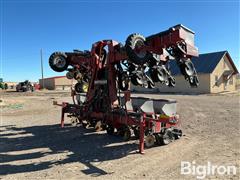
[50,24,198,154]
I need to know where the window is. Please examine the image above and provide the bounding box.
[215,75,218,85]
[229,76,233,85]
[224,81,227,90]
[223,59,227,69]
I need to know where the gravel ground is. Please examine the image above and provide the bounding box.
[0,90,239,180]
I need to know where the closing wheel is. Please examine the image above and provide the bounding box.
[159,129,174,145]
[150,67,167,83]
[106,125,114,135]
[49,52,69,72]
[189,76,199,87]
[131,74,143,86]
[184,60,195,76]
[125,33,152,65]
[145,134,155,148]
[143,81,155,89]
[168,77,176,87]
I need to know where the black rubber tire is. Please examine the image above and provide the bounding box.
[75,82,83,93]
[155,134,162,146]
[168,77,176,87]
[133,127,140,138]
[125,33,152,65]
[131,74,143,86]
[49,52,69,72]
[106,125,114,135]
[150,67,167,83]
[118,72,129,91]
[145,134,156,148]
[149,68,160,82]
[178,59,195,77]
[122,127,131,141]
[159,129,174,145]
[146,81,155,89]
[190,76,199,87]
[173,129,182,139]
[184,60,195,76]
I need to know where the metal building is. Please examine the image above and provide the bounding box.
[39,76,77,90]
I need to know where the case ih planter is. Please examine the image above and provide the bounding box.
[49,24,199,153]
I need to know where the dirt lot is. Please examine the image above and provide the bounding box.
[0,90,239,179]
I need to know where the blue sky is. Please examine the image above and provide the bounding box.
[1,0,239,82]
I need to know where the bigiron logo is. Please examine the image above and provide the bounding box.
[181,161,237,179]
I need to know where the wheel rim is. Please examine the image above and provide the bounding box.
[53,56,66,69]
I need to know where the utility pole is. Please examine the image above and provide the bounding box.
[40,49,44,89]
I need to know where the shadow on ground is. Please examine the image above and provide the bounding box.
[0,124,137,176]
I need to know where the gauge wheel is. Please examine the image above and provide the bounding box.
[159,129,174,145]
[131,74,143,86]
[74,82,83,93]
